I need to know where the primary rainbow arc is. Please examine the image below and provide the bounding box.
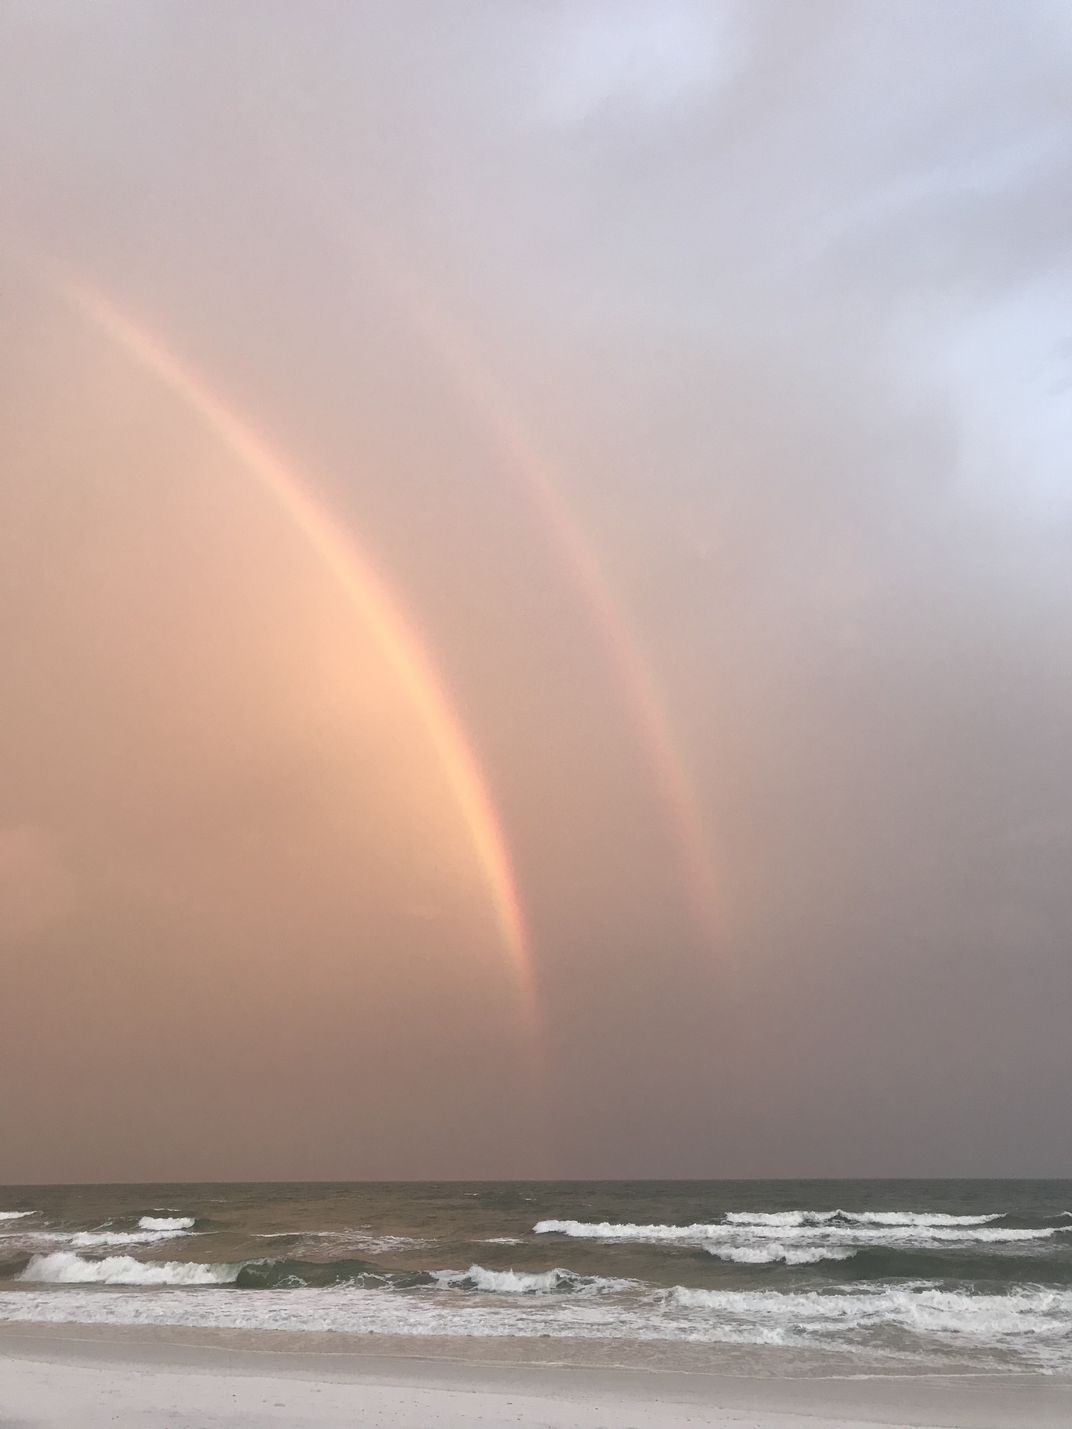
[57,277,539,1042]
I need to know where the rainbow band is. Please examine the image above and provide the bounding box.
[59,277,538,1032]
[376,267,721,944]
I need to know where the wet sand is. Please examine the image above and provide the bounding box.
[2,1323,1072,1427]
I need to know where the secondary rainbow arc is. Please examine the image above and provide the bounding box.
[369,265,721,942]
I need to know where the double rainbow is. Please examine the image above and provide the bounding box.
[54,269,720,1061]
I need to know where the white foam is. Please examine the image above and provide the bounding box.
[481,1237,525,1245]
[138,1216,195,1231]
[746,1225,1048,1245]
[668,1284,1072,1343]
[725,1211,839,1227]
[725,1209,1003,1227]
[69,1231,189,1248]
[783,1225,1046,1244]
[534,1218,1047,1246]
[432,1264,636,1295]
[706,1242,856,1265]
[18,1252,238,1287]
[839,1211,1005,1226]
[436,1266,572,1294]
[0,1281,1069,1371]
[350,1234,432,1254]
[0,1230,188,1250]
[253,1232,431,1254]
[534,1219,724,1241]
[0,1212,34,1221]
[0,1284,648,1340]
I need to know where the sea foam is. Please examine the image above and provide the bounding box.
[69,1230,189,1248]
[725,1209,1004,1227]
[706,1242,856,1265]
[19,1252,237,1287]
[0,1279,1069,1369]
[840,1211,1004,1227]
[431,1264,635,1295]
[138,1216,196,1232]
[668,1284,1072,1342]
[724,1211,840,1227]
[534,1218,1051,1246]
[534,1219,725,1241]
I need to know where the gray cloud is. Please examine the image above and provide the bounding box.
[1,0,1070,1179]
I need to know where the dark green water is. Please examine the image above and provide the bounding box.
[2,1181,1070,1373]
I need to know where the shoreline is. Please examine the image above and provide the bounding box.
[3,1323,1072,1427]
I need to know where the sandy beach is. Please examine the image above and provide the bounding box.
[2,1325,1071,1428]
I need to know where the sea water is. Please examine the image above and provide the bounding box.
[2,1180,1070,1375]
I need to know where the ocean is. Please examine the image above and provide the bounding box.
[2,1181,1071,1375]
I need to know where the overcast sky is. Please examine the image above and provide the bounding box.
[2,0,1071,1182]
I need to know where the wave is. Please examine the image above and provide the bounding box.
[534,1218,1053,1247]
[234,1257,394,1290]
[11,1252,635,1297]
[827,1246,1072,1285]
[742,1225,1051,1245]
[431,1264,635,1296]
[69,1230,190,1248]
[12,1251,639,1297]
[724,1211,839,1227]
[138,1216,195,1231]
[0,1212,34,1222]
[233,1258,632,1295]
[839,1211,1004,1226]
[534,1219,724,1241]
[0,1230,190,1250]
[667,1284,1072,1343]
[19,1253,237,1287]
[706,1243,857,1266]
[251,1232,430,1255]
[1,1275,1070,1372]
[725,1210,1004,1227]
[350,1233,432,1254]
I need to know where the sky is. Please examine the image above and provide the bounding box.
[2,0,1071,1182]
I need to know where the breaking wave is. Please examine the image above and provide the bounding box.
[534,1218,1054,1246]
[534,1219,723,1241]
[234,1257,394,1289]
[13,1252,637,1298]
[0,1230,190,1250]
[19,1253,237,1287]
[725,1210,1004,1227]
[68,1230,190,1248]
[706,1243,857,1265]
[838,1211,1004,1226]
[228,1259,634,1295]
[1,1274,1069,1371]
[431,1265,636,1296]
[6,1188,1072,1374]
[668,1284,1072,1344]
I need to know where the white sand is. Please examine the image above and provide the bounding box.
[2,1326,1071,1427]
